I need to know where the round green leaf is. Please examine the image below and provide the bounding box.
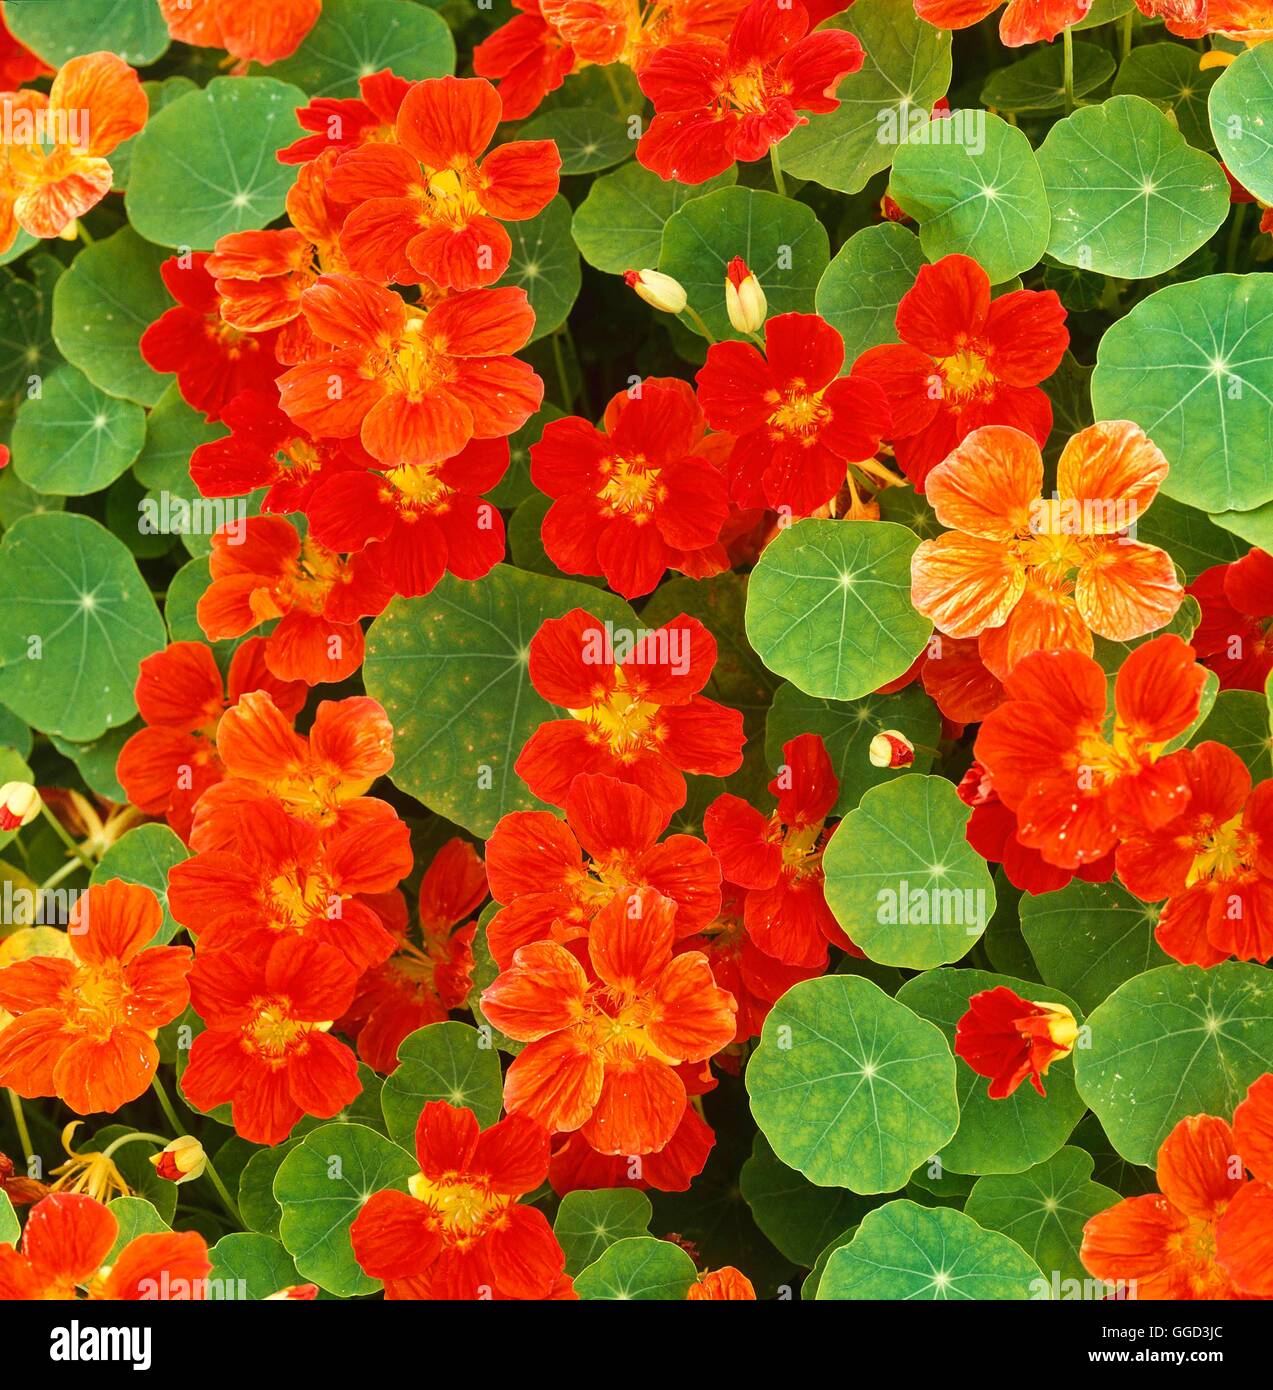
[1037,95,1228,278]
[238,1142,297,1239]
[740,1135,874,1266]
[779,0,952,194]
[659,186,829,341]
[815,223,924,366]
[553,1189,653,1276]
[52,227,171,407]
[1114,42,1219,149]
[0,513,165,741]
[1074,961,1273,1166]
[364,566,635,837]
[1211,500,1273,552]
[112,78,200,193]
[12,364,144,496]
[1020,878,1171,1015]
[275,1122,416,1297]
[91,825,190,947]
[745,519,931,701]
[897,969,1087,1175]
[747,974,959,1194]
[818,1200,1044,1299]
[126,78,305,250]
[964,1147,1120,1288]
[496,195,580,342]
[208,1233,302,1301]
[1211,43,1273,204]
[5,0,169,66]
[521,108,631,174]
[104,1197,170,1260]
[1091,274,1273,514]
[380,1022,505,1148]
[571,162,736,274]
[262,0,455,98]
[982,42,1114,113]
[0,704,31,761]
[824,777,995,968]
[574,1236,697,1300]
[891,113,1049,285]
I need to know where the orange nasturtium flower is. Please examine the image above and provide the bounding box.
[689,1266,758,1299]
[481,887,737,1155]
[0,882,192,1114]
[0,52,146,250]
[157,0,322,66]
[914,0,1094,46]
[911,421,1184,681]
[1134,0,1273,42]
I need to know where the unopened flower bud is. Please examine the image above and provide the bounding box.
[623,268,687,314]
[149,1135,206,1184]
[266,1283,321,1300]
[0,782,40,831]
[725,257,766,334]
[869,731,914,769]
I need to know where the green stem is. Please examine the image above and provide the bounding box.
[680,304,717,344]
[201,1155,242,1226]
[769,143,786,197]
[77,221,94,246]
[151,1074,184,1134]
[38,857,86,894]
[1226,201,1249,274]
[101,1131,169,1160]
[39,803,95,871]
[1120,10,1134,63]
[601,63,628,123]
[1063,27,1076,114]
[6,1090,33,1164]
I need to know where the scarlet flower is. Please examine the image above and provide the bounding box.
[0,882,192,1114]
[0,13,50,88]
[0,53,146,249]
[1133,0,1273,41]
[1082,1077,1273,1298]
[530,377,731,598]
[0,1192,209,1300]
[305,436,510,599]
[515,607,745,814]
[183,933,361,1146]
[485,770,721,968]
[704,733,854,969]
[481,887,737,1153]
[1188,548,1273,692]
[278,69,414,165]
[1115,742,1273,966]
[188,690,397,853]
[196,513,392,685]
[914,0,1095,46]
[277,275,542,468]
[340,838,488,1073]
[189,389,371,516]
[911,422,1183,680]
[695,311,892,517]
[157,0,321,66]
[331,76,560,291]
[116,637,306,841]
[168,797,413,974]
[351,1100,566,1300]
[887,632,1005,725]
[548,1102,716,1194]
[689,1266,757,1299]
[852,254,1067,489]
[954,985,1080,1099]
[975,635,1208,870]
[472,0,576,122]
[140,254,282,422]
[637,0,863,183]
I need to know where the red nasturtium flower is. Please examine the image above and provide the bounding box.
[0,12,50,87]
[305,436,511,599]
[482,887,737,1153]
[0,53,146,249]
[351,1101,568,1300]
[485,771,721,968]
[472,0,576,121]
[1115,742,1273,966]
[188,690,396,852]
[911,422,1184,680]
[704,733,854,969]
[635,0,864,183]
[1188,548,1273,692]
[279,69,413,164]
[1081,1077,1273,1298]
[515,607,746,813]
[914,0,1094,45]
[549,1101,716,1194]
[157,0,321,65]
[184,933,361,1146]
[341,839,488,1073]
[852,254,1067,489]
[530,377,731,598]
[0,1192,210,1301]
[117,637,306,841]
[975,635,1208,871]
[196,514,392,685]
[695,311,892,517]
[954,984,1080,1099]
[331,75,560,291]
[277,275,542,467]
[0,882,192,1114]
[141,254,283,422]
[1133,0,1273,41]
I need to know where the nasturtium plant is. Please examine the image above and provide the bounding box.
[0,0,1270,1321]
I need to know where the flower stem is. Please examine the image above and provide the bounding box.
[1063,27,1076,114]
[39,803,96,871]
[769,144,786,197]
[680,304,717,343]
[6,1089,33,1164]
[151,1073,184,1134]
[1226,201,1249,274]
[602,63,628,122]
[1120,10,1134,63]
[151,1073,241,1224]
